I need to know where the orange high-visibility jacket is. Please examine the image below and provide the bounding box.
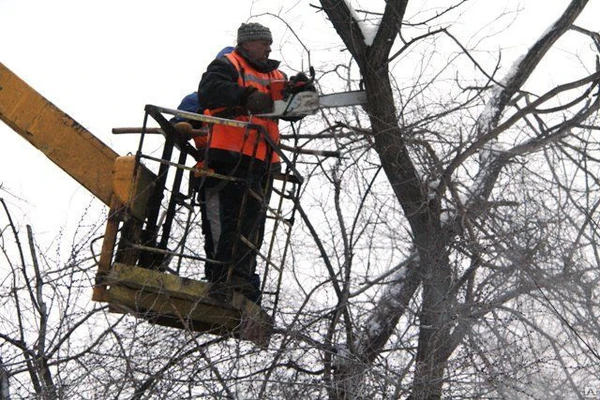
[205,51,284,164]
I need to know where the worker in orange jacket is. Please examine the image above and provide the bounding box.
[197,22,308,303]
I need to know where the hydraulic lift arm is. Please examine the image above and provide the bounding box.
[0,61,118,206]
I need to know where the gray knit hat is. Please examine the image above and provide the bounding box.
[237,22,273,44]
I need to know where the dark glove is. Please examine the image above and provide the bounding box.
[288,72,316,94]
[290,72,310,84]
[244,89,273,114]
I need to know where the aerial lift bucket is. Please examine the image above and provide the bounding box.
[93,105,303,347]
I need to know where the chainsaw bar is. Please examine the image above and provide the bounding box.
[318,90,367,109]
[259,90,367,118]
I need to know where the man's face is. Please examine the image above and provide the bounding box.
[241,40,271,63]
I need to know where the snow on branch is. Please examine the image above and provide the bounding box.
[342,0,381,46]
[478,0,589,135]
[438,0,592,214]
[350,255,420,363]
[320,0,409,67]
[463,71,600,221]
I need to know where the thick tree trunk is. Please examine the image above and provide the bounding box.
[0,356,9,400]
[408,254,454,399]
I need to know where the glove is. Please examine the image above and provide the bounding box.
[290,72,310,84]
[244,89,273,114]
[174,121,193,139]
[288,72,316,94]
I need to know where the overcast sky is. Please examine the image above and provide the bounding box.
[0,0,290,245]
[1,0,597,249]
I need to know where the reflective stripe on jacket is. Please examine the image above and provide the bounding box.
[206,51,284,163]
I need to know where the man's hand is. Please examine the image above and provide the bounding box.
[288,72,316,94]
[244,90,274,114]
[290,72,310,84]
[174,121,194,139]
[174,121,207,140]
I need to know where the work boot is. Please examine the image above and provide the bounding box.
[228,274,262,305]
[206,281,231,303]
[248,273,262,305]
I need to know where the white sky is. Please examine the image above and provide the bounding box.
[1,0,598,250]
[0,0,303,246]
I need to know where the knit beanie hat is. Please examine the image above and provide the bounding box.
[237,22,273,44]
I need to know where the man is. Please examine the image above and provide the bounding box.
[197,22,306,303]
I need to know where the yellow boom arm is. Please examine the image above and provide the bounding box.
[0,62,118,205]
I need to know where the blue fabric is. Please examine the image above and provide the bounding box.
[177,92,200,113]
[171,93,199,123]
[216,46,235,58]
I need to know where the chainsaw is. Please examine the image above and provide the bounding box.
[259,71,367,118]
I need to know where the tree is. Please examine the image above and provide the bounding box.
[309,0,600,398]
[2,1,600,398]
